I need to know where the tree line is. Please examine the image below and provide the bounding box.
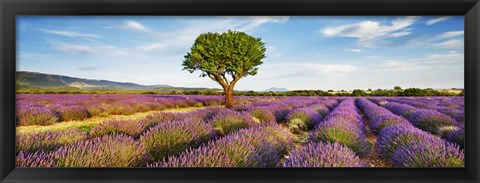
[16,86,462,97]
[229,87,463,97]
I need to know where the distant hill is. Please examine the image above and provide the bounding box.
[16,71,173,90]
[262,87,289,92]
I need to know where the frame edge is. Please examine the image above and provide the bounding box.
[465,2,480,181]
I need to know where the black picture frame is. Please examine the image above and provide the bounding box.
[1,0,479,182]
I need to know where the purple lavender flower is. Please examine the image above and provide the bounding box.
[391,141,464,167]
[382,102,417,119]
[208,110,257,136]
[436,107,464,124]
[16,129,87,153]
[149,123,294,167]
[286,107,322,131]
[443,126,464,148]
[248,107,276,123]
[356,98,411,134]
[376,123,444,159]
[283,142,366,167]
[16,94,229,125]
[409,109,458,135]
[310,98,369,156]
[16,104,59,126]
[56,105,89,121]
[233,104,250,111]
[264,102,292,122]
[190,107,231,121]
[16,150,59,167]
[310,119,369,156]
[17,134,149,167]
[140,118,215,162]
[89,119,146,138]
[309,103,330,116]
[370,114,410,133]
[141,112,188,129]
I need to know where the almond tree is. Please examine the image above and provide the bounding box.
[182,30,266,108]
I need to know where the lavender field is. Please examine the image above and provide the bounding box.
[15,94,465,168]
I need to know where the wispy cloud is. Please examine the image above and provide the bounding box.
[305,63,362,74]
[259,62,363,79]
[139,43,165,52]
[77,66,101,71]
[364,55,382,59]
[235,16,289,32]
[433,39,464,48]
[343,48,363,53]
[376,51,463,72]
[266,46,282,57]
[138,16,289,53]
[390,31,411,37]
[437,31,464,39]
[39,29,100,38]
[428,51,463,61]
[124,20,149,32]
[406,30,464,49]
[54,44,93,54]
[321,16,418,48]
[17,16,464,90]
[53,43,127,56]
[426,16,450,25]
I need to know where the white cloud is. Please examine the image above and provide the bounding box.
[125,21,149,32]
[428,51,463,61]
[365,55,382,59]
[405,31,464,49]
[250,16,289,23]
[437,31,464,39]
[433,39,464,48]
[390,31,411,37]
[139,43,165,52]
[236,16,289,32]
[258,62,362,79]
[376,51,463,72]
[53,43,127,56]
[140,16,289,53]
[39,29,100,38]
[426,16,450,25]
[266,46,282,57]
[343,48,363,53]
[321,16,418,47]
[306,63,361,74]
[55,44,93,54]
[379,60,425,71]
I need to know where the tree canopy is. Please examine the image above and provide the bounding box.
[182,30,266,107]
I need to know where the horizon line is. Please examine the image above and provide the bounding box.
[16,70,464,91]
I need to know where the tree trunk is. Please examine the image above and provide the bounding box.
[224,88,234,108]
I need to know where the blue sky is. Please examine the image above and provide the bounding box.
[17,16,464,91]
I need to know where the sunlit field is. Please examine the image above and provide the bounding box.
[16,94,464,168]
[16,15,465,168]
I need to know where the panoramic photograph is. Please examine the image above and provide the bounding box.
[16,16,464,168]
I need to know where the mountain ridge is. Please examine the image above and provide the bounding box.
[16,71,172,90]
[262,87,289,92]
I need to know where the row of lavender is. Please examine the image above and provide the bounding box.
[16,94,279,126]
[282,97,464,167]
[149,97,341,167]
[17,97,339,167]
[16,96,464,167]
[371,98,465,148]
[283,98,368,167]
[357,98,463,167]
[386,97,464,123]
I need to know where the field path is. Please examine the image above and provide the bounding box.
[17,106,208,135]
[360,113,391,168]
